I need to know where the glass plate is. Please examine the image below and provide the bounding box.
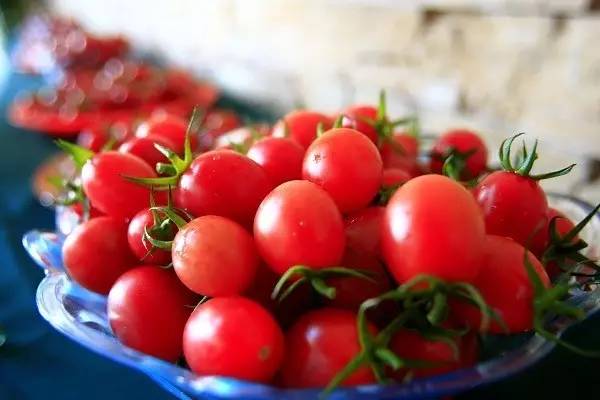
[23,194,600,400]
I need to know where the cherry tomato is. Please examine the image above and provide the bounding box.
[279,308,377,388]
[183,297,284,382]
[532,208,577,278]
[381,174,485,283]
[380,133,419,171]
[254,180,345,275]
[174,150,273,228]
[107,266,198,361]
[197,109,241,150]
[389,329,464,379]
[451,235,550,333]
[381,168,411,188]
[344,206,385,256]
[213,124,271,150]
[77,124,110,152]
[118,135,179,167]
[172,215,259,296]
[62,216,135,294]
[430,129,488,179]
[136,113,196,154]
[340,105,378,143]
[81,151,158,219]
[127,209,173,265]
[325,249,391,310]
[272,110,332,149]
[474,171,548,249]
[247,137,305,186]
[303,128,383,213]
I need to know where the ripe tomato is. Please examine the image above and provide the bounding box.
[430,129,488,179]
[340,105,378,143]
[174,150,273,228]
[127,209,173,265]
[303,128,383,213]
[247,137,305,186]
[62,217,135,294]
[325,249,391,310]
[77,124,110,152]
[254,180,345,275]
[118,135,179,167]
[474,171,548,249]
[183,297,284,382]
[451,235,550,333]
[136,113,196,154]
[381,174,485,283]
[197,109,241,150]
[81,151,158,219]
[381,168,411,188]
[380,133,419,171]
[279,308,377,388]
[389,329,464,379]
[272,110,332,149]
[344,206,385,256]
[533,208,577,278]
[107,266,198,361]
[172,215,259,296]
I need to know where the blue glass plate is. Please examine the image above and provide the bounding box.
[23,194,600,400]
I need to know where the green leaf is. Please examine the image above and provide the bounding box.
[55,140,95,169]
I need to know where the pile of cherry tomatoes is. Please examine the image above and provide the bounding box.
[52,89,600,392]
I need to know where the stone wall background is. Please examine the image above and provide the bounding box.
[48,0,600,200]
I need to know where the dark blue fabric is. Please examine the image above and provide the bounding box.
[0,69,172,400]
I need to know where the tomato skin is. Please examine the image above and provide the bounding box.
[474,171,548,249]
[183,297,284,382]
[81,151,157,220]
[174,150,273,228]
[118,135,178,167]
[390,329,463,379]
[272,110,332,149]
[136,113,196,154]
[381,174,485,283]
[340,105,378,143]
[254,180,346,275]
[62,217,135,294]
[430,129,488,179]
[127,209,172,265]
[280,308,377,388]
[107,266,198,361]
[452,235,550,334]
[380,133,419,171]
[172,215,259,296]
[197,109,241,151]
[247,137,305,186]
[77,124,110,152]
[344,206,385,256]
[382,168,411,188]
[303,128,383,213]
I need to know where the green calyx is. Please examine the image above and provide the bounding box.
[142,191,192,255]
[55,140,95,170]
[499,133,575,180]
[377,184,401,206]
[125,107,203,189]
[322,275,500,396]
[271,265,376,302]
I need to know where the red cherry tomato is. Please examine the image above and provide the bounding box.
[183,297,284,382]
[474,171,548,249]
[197,109,241,150]
[118,135,179,167]
[389,329,464,379]
[272,110,332,149]
[127,209,173,265]
[247,137,305,186]
[380,133,419,171]
[340,105,379,143]
[326,249,391,310]
[381,168,411,188]
[172,215,259,296]
[107,266,198,361]
[344,206,385,256]
[381,175,485,283]
[451,235,550,333]
[81,151,158,220]
[532,208,577,278]
[254,180,346,275]
[303,128,383,213]
[136,113,196,154]
[279,308,377,388]
[430,129,488,179]
[62,217,135,294]
[77,124,110,152]
[174,150,273,228]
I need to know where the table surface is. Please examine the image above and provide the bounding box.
[0,69,600,400]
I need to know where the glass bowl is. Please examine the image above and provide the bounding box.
[23,193,600,400]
